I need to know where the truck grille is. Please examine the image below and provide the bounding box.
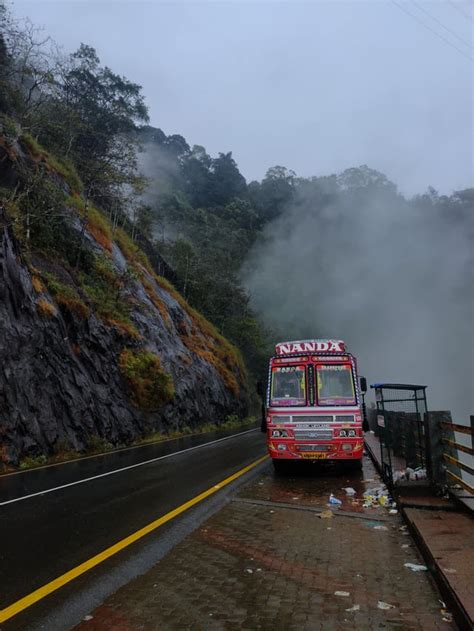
[296,415,334,423]
[299,444,331,452]
[294,429,333,440]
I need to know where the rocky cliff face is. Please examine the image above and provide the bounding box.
[0,142,248,465]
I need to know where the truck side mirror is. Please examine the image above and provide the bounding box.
[256,380,264,397]
[360,377,367,393]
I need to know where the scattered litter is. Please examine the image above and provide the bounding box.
[329,493,342,505]
[365,478,375,482]
[345,604,360,612]
[441,612,453,622]
[292,497,299,500]
[334,591,350,597]
[153,583,158,587]
[83,616,94,621]
[256,568,262,572]
[245,568,253,574]
[404,563,427,572]
[327,527,332,530]
[270,510,274,514]
[343,487,356,495]
[401,544,410,549]
[319,510,334,519]
[442,567,457,574]
[439,600,446,608]
[373,525,388,531]
[389,509,398,514]
[377,601,395,610]
[393,467,427,483]
[399,525,408,531]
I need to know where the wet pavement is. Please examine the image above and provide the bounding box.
[75,454,455,630]
[0,429,265,629]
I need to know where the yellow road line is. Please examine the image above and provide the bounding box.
[0,454,269,624]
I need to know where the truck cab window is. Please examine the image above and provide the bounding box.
[270,365,306,406]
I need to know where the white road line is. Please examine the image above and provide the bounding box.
[0,428,259,507]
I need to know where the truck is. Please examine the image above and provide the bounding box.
[259,339,367,471]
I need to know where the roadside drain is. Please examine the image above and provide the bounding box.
[233,497,392,522]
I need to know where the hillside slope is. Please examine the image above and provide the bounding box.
[0,132,248,466]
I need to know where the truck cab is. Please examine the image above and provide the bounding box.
[262,339,365,470]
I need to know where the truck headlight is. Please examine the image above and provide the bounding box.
[339,429,347,437]
[272,429,288,437]
[348,429,356,437]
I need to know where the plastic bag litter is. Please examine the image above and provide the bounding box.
[404,563,427,572]
[345,605,360,612]
[394,467,428,483]
[377,601,395,610]
[343,487,356,495]
[328,493,342,505]
[389,509,398,514]
[334,591,350,597]
[319,510,334,519]
[373,525,388,531]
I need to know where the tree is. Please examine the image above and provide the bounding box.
[209,152,247,206]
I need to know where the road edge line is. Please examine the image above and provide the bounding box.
[0,428,259,506]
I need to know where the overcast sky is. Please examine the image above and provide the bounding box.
[11,0,474,195]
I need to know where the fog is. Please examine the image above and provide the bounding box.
[243,174,473,423]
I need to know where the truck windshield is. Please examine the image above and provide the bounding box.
[316,364,356,406]
[270,365,306,406]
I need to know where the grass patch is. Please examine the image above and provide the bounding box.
[37,298,56,318]
[42,272,90,319]
[114,228,153,273]
[135,415,257,446]
[80,256,141,339]
[66,196,113,253]
[141,277,171,326]
[87,206,113,252]
[31,275,45,293]
[119,348,174,411]
[19,454,48,469]
[21,133,84,193]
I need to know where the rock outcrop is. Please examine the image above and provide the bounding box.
[0,142,248,465]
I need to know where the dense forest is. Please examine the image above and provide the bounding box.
[1,4,472,399]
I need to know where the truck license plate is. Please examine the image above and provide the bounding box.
[300,452,328,459]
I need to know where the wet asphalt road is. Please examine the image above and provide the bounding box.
[0,427,266,628]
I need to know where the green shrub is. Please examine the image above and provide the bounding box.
[119,349,174,410]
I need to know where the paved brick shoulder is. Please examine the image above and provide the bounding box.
[404,508,474,629]
[76,464,454,631]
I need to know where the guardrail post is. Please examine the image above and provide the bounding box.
[425,411,450,487]
[471,416,474,452]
